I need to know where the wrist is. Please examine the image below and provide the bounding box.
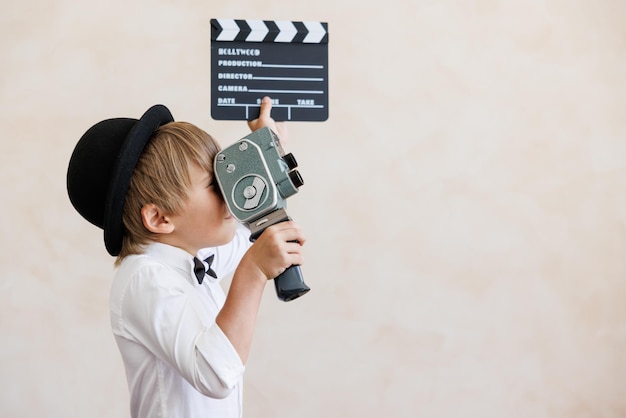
[233,258,269,287]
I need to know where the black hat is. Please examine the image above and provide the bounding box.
[67,105,174,256]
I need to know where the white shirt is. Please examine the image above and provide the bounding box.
[110,225,252,418]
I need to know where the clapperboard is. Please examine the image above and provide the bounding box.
[210,18,329,121]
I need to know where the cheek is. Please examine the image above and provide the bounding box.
[210,190,228,213]
[202,195,227,225]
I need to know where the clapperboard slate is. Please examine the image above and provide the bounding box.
[210,18,329,121]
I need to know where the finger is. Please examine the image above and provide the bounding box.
[285,240,304,254]
[270,222,306,244]
[274,121,288,143]
[258,96,273,119]
[285,253,304,268]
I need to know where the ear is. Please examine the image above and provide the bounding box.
[141,203,175,234]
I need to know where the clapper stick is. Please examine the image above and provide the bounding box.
[210,19,329,122]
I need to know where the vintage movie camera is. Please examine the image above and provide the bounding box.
[214,127,310,301]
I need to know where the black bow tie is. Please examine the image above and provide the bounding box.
[193,255,217,284]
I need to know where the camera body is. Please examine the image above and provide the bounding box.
[214,127,310,301]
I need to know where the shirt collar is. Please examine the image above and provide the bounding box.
[142,242,209,286]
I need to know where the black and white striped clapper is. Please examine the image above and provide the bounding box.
[210,18,329,122]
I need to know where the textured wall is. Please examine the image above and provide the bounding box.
[2,0,625,417]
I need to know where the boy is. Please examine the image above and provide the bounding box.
[67,97,305,418]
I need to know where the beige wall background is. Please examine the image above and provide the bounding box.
[2,0,626,417]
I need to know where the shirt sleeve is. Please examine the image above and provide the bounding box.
[194,324,245,396]
[115,260,245,399]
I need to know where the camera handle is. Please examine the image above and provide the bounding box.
[248,208,310,302]
[274,265,310,302]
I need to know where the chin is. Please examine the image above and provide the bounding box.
[214,224,238,247]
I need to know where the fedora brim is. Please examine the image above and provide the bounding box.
[103,105,174,256]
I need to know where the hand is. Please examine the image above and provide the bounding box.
[247,96,288,144]
[242,221,306,281]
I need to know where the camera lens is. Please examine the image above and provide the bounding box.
[283,153,298,170]
[288,170,304,189]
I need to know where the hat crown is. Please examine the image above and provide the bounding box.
[67,118,137,228]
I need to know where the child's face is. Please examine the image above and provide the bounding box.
[167,162,237,254]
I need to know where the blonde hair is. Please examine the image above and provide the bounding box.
[116,121,220,264]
